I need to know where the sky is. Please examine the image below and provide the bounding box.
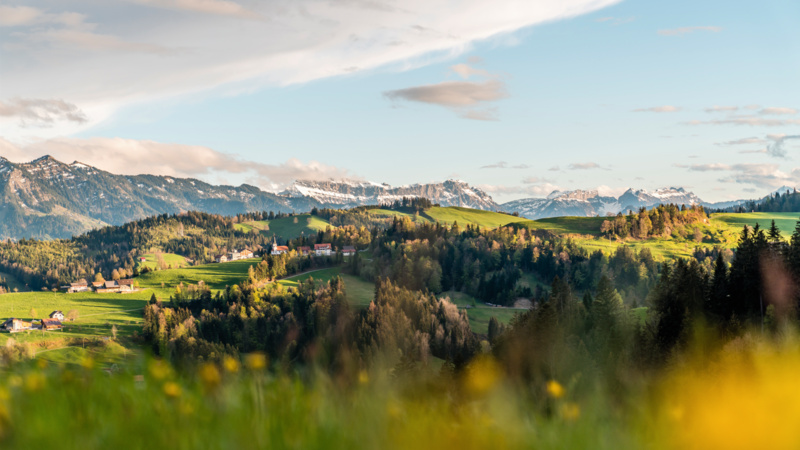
[1,0,799,203]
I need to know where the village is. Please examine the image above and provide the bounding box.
[2,310,65,333]
[268,242,356,257]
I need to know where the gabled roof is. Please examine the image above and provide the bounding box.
[41,318,62,327]
[274,246,289,251]
[104,280,118,288]
[315,243,332,249]
[117,279,135,286]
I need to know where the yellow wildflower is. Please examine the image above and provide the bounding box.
[199,363,221,390]
[223,356,239,373]
[163,381,181,398]
[546,380,565,399]
[464,356,500,396]
[148,359,170,380]
[245,353,267,371]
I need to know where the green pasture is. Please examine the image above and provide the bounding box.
[711,212,800,238]
[235,214,332,241]
[137,252,188,270]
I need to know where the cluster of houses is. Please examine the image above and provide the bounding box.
[214,249,255,264]
[62,279,139,294]
[2,311,64,333]
[270,243,356,257]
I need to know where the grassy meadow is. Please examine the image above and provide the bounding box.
[235,214,332,240]
[711,212,800,238]
[137,252,188,270]
[423,207,528,229]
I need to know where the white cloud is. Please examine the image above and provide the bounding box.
[0,137,353,190]
[685,118,800,127]
[480,161,530,169]
[568,162,604,170]
[633,105,681,113]
[0,5,42,26]
[759,107,798,115]
[133,0,261,18]
[717,163,800,189]
[0,98,88,127]
[716,137,765,146]
[1,0,621,139]
[705,105,738,113]
[658,26,722,36]
[385,63,508,120]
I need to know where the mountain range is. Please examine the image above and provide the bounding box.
[0,156,496,240]
[0,155,758,240]
[502,187,745,220]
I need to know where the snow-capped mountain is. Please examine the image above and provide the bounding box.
[501,187,745,220]
[0,156,499,239]
[281,179,499,210]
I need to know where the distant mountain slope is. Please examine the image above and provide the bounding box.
[0,156,500,240]
[501,187,746,220]
[281,179,498,210]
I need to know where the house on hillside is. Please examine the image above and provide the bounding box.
[216,254,229,264]
[63,279,90,293]
[96,280,121,294]
[41,318,63,331]
[342,246,356,257]
[314,243,332,256]
[230,250,241,261]
[2,318,32,332]
[92,281,104,289]
[271,246,289,255]
[118,279,136,293]
[49,311,65,321]
[298,246,311,256]
[240,249,254,259]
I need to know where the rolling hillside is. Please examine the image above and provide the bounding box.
[711,212,800,238]
[235,214,333,241]
[422,207,528,228]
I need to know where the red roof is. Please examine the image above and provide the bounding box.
[275,246,289,251]
[314,244,331,250]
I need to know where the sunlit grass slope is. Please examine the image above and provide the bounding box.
[0,290,151,349]
[512,216,741,259]
[235,214,332,241]
[424,207,528,229]
[137,258,261,297]
[278,267,375,307]
[711,212,800,238]
[138,253,188,270]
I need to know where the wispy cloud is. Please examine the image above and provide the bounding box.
[658,26,722,36]
[0,137,354,190]
[0,98,88,127]
[1,0,623,139]
[705,105,739,113]
[134,0,262,19]
[568,162,605,170]
[633,105,681,113]
[685,118,800,127]
[480,161,530,169]
[760,107,798,115]
[766,135,800,158]
[385,63,508,120]
[716,137,765,146]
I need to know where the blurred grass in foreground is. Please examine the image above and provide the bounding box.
[2,329,800,449]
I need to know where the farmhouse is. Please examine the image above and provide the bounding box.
[49,311,65,321]
[62,279,90,293]
[2,318,33,333]
[41,318,63,331]
[96,280,121,294]
[298,246,311,256]
[315,243,332,256]
[271,246,289,255]
[342,246,356,257]
[215,249,254,263]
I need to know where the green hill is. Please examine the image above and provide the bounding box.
[711,212,800,238]
[235,214,332,241]
[422,207,527,229]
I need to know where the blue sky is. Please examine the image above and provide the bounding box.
[1,0,799,203]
